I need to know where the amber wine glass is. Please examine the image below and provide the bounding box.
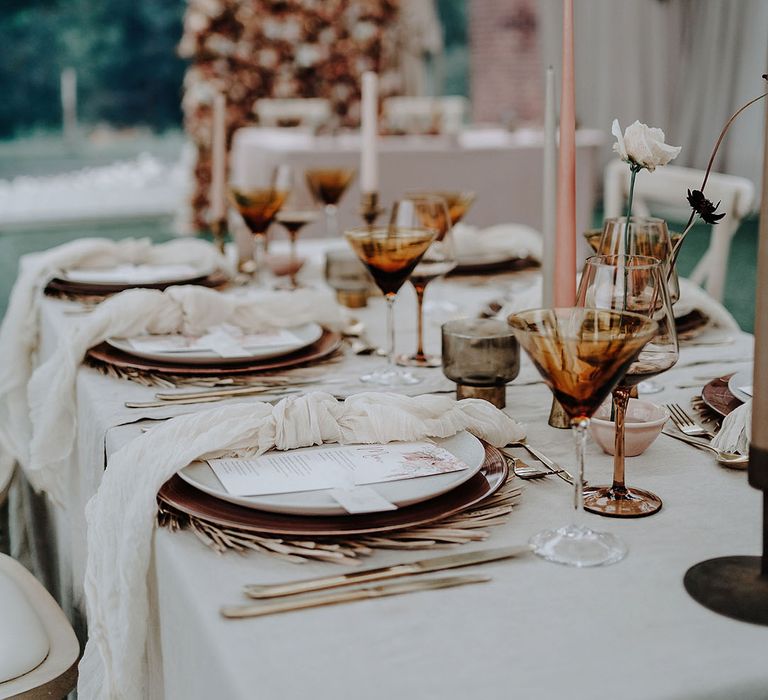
[508,307,658,566]
[577,254,679,517]
[274,182,320,289]
[230,165,292,285]
[408,190,475,320]
[345,225,436,385]
[306,167,356,236]
[392,195,456,368]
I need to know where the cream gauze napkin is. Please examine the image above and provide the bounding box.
[0,237,226,472]
[453,222,542,263]
[77,391,525,699]
[711,400,751,455]
[24,285,341,505]
[673,278,740,330]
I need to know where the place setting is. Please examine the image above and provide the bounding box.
[88,318,343,379]
[156,428,518,558]
[41,237,231,301]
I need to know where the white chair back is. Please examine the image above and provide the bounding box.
[603,159,755,301]
[0,554,79,699]
[254,98,332,131]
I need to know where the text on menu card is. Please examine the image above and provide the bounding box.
[207,441,470,496]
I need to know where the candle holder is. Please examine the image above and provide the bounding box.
[360,191,384,227]
[210,218,228,255]
[683,480,768,626]
[684,106,768,626]
[441,319,519,409]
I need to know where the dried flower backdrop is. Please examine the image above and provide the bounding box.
[179,0,403,230]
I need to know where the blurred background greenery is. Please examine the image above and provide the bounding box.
[0,0,186,138]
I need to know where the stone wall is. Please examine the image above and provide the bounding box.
[469,0,542,126]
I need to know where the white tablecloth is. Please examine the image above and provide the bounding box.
[26,241,768,699]
[230,128,603,244]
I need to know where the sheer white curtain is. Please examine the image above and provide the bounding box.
[537,0,767,200]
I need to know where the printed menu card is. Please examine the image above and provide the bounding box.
[207,441,470,497]
[128,324,302,357]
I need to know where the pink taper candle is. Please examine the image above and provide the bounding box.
[553,0,576,306]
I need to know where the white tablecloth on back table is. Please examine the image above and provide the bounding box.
[230,128,603,244]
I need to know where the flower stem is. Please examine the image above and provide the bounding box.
[674,86,768,268]
[699,91,767,193]
[623,165,640,254]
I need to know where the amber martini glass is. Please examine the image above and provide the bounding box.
[306,168,356,237]
[508,307,658,566]
[345,225,436,385]
[230,171,291,286]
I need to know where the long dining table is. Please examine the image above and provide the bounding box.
[25,239,767,699]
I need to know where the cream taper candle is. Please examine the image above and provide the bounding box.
[210,93,227,222]
[542,65,557,307]
[361,71,379,194]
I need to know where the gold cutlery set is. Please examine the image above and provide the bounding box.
[221,545,530,619]
[124,380,338,409]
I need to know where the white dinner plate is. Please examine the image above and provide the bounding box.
[106,322,323,365]
[728,370,753,403]
[60,261,214,286]
[177,432,486,516]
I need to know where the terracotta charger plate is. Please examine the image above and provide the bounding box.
[450,256,539,276]
[157,442,509,536]
[701,374,743,418]
[86,329,342,376]
[45,270,229,297]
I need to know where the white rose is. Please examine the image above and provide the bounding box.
[611,119,681,172]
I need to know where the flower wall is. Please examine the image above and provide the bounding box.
[179,0,403,230]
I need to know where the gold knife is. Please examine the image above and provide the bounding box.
[243,545,529,599]
[154,382,314,401]
[223,574,491,619]
[124,388,300,409]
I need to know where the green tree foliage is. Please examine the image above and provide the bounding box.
[0,0,186,137]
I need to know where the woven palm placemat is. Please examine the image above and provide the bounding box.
[157,478,521,565]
